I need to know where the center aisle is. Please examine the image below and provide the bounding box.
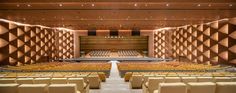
[90,61,142,93]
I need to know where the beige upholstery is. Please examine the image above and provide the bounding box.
[154,83,187,93]
[129,75,143,89]
[51,78,67,84]
[48,84,79,93]
[17,78,34,84]
[77,75,88,83]
[98,72,106,82]
[143,75,155,84]
[34,78,51,84]
[216,82,236,93]
[165,77,181,83]
[124,72,132,82]
[197,77,214,82]
[88,75,101,89]
[231,77,236,81]
[0,78,16,84]
[0,84,18,93]
[18,84,48,93]
[214,77,232,82]
[143,77,165,93]
[68,78,89,93]
[181,77,197,83]
[187,82,216,93]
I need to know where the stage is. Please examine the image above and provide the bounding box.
[57,57,173,62]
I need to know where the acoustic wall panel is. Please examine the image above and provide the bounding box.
[154,18,236,65]
[0,20,74,66]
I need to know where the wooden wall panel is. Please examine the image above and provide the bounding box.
[0,20,74,66]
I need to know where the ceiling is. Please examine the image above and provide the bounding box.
[0,0,235,30]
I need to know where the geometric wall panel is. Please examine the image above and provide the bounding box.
[154,18,236,65]
[0,20,74,66]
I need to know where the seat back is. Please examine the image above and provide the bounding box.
[197,77,214,82]
[0,78,16,84]
[216,82,236,93]
[148,77,165,93]
[187,82,216,93]
[34,78,51,84]
[51,78,67,84]
[158,83,187,93]
[48,84,77,93]
[181,77,197,83]
[68,78,85,90]
[88,75,100,89]
[17,78,34,84]
[18,84,48,93]
[165,77,181,83]
[0,84,18,93]
[214,77,232,82]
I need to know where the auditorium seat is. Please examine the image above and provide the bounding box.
[88,75,101,89]
[98,72,106,82]
[187,82,216,93]
[51,78,67,84]
[34,78,51,84]
[214,77,232,82]
[18,84,48,93]
[181,77,197,83]
[48,84,79,93]
[0,84,18,93]
[143,74,155,84]
[0,78,16,84]
[143,77,165,93]
[68,78,89,93]
[16,78,34,84]
[124,72,132,82]
[216,82,236,93]
[197,77,214,82]
[165,77,181,83]
[129,75,143,89]
[154,83,187,93]
[231,77,236,81]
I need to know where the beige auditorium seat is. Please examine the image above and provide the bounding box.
[0,84,18,93]
[34,78,51,84]
[51,78,67,84]
[124,72,132,82]
[231,77,236,81]
[165,77,181,83]
[181,77,197,83]
[216,82,236,93]
[77,75,88,83]
[143,74,155,84]
[18,84,48,93]
[88,75,101,89]
[143,77,165,93]
[214,77,232,82]
[68,78,89,93]
[17,78,34,84]
[154,83,187,93]
[48,84,80,93]
[129,75,143,89]
[0,78,16,84]
[98,72,106,82]
[187,82,216,93]
[197,77,214,82]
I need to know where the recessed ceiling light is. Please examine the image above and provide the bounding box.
[59,4,63,7]
[17,4,20,7]
[81,4,84,6]
[145,4,148,6]
[208,4,211,7]
[134,3,137,7]
[197,4,201,7]
[27,4,31,7]
[229,4,233,7]
[166,4,169,6]
[92,4,95,6]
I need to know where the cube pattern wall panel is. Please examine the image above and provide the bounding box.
[55,30,74,59]
[170,18,236,65]
[154,30,173,59]
[0,21,74,66]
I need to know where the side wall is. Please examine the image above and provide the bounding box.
[0,21,74,66]
[154,18,236,65]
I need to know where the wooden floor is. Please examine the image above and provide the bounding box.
[90,61,142,93]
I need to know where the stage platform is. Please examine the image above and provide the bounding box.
[57,57,173,62]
